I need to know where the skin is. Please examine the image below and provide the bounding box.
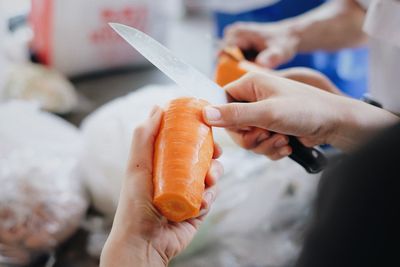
[277,67,344,96]
[223,0,367,68]
[243,67,345,160]
[100,106,223,267]
[203,72,399,158]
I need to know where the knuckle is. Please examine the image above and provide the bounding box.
[264,107,279,127]
[227,104,243,125]
[269,51,282,61]
[243,71,261,81]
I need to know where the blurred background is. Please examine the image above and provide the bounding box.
[0,0,367,266]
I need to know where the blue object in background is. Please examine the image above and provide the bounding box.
[214,0,368,99]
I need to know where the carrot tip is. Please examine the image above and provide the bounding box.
[154,193,199,223]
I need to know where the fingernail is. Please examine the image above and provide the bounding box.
[274,138,288,148]
[256,132,270,144]
[204,107,221,122]
[204,192,214,203]
[279,147,292,157]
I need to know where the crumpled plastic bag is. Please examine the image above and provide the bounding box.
[173,157,319,267]
[80,84,320,266]
[1,63,79,114]
[0,101,88,266]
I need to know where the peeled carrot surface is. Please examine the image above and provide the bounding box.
[215,46,266,86]
[153,97,214,222]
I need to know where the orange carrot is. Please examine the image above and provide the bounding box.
[215,46,267,87]
[153,97,214,222]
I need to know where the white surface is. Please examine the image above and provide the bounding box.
[0,6,6,93]
[364,0,400,113]
[166,14,215,78]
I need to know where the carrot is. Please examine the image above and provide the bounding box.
[153,97,214,222]
[215,46,267,86]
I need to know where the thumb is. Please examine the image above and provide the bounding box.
[203,102,266,128]
[255,47,286,68]
[125,106,163,199]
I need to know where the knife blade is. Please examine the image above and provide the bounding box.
[110,23,327,173]
[109,23,227,104]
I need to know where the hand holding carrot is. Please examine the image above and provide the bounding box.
[100,106,223,267]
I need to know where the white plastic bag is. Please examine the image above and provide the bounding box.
[0,101,88,266]
[30,0,167,76]
[1,63,78,114]
[173,158,319,267]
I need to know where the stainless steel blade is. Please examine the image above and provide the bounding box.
[109,23,227,104]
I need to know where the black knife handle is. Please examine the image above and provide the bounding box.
[288,136,327,174]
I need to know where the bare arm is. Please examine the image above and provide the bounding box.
[224,0,368,67]
[291,0,367,52]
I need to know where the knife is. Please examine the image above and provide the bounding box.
[109,23,327,173]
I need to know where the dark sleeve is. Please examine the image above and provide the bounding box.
[295,123,400,267]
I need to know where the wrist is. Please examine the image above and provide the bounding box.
[100,236,167,267]
[330,97,400,152]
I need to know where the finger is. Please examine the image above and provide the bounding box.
[256,47,286,68]
[204,160,224,188]
[199,185,218,217]
[213,143,223,159]
[124,107,163,201]
[127,106,163,173]
[203,101,270,129]
[252,133,288,154]
[277,67,343,95]
[226,128,271,149]
[252,134,292,160]
[186,184,218,227]
[223,72,262,102]
[223,71,280,103]
[242,128,271,149]
[223,23,256,50]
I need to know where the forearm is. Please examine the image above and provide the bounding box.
[282,0,367,52]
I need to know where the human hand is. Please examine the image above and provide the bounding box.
[203,72,398,159]
[223,22,300,68]
[100,107,223,267]
[216,66,343,160]
[277,67,344,96]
